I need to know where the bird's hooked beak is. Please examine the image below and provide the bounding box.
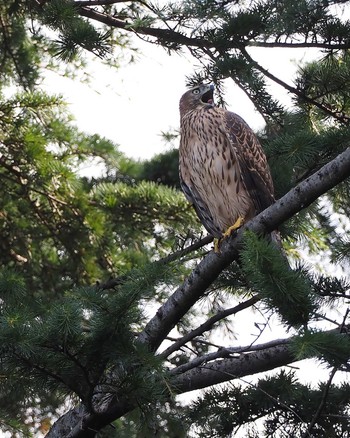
[201,84,214,105]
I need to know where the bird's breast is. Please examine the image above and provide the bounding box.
[179,109,255,232]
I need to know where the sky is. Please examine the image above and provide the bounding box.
[40,1,349,164]
[41,39,319,161]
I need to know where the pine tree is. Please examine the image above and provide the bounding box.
[0,1,350,437]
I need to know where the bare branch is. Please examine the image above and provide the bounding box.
[74,0,130,5]
[302,367,338,437]
[251,41,350,50]
[155,234,213,265]
[160,295,260,359]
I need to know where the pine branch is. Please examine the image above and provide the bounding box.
[78,6,210,48]
[76,5,350,52]
[37,4,350,124]
[171,340,294,393]
[47,148,350,437]
[71,4,350,125]
[240,47,350,125]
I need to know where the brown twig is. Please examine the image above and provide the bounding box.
[160,295,259,359]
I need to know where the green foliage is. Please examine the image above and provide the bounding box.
[332,236,350,264]
[216,53,286,123]
[0,89,198,301]
[240,232,315,327]
[0,1,41,89]
[138,149,181,189]
[107,400,188,438]
[261,104,350,256]
[186,369,350,437]
[39,0,112,60]
[291,329,350,368]
[266,111,350,190]
[92,179,197,242]
[1,0,350,436]
[311,274,350,304]
[0,264,176,432]
[296,51,350,122]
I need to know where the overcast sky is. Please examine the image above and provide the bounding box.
[40,2,350,163]
[42,38,320,161]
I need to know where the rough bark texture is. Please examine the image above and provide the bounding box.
[171,341,293,393]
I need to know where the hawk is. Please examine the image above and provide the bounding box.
[179,83,275,243]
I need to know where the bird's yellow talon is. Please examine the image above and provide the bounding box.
[213,217,244,253]
[223,216,244,238]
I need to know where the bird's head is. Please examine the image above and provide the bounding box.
[179,84,214,117]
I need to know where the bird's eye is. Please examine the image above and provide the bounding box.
[192,88,200,95]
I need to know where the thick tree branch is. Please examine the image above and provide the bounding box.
[76,5,350,52]
[171,340,294,393]
[173,318,350,394]
[170,338,291,376]
[137,147,350,352]
[48,147,350,437]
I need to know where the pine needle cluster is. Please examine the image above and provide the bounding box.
[0,263,176,431]
[187,370,350,438]
[240,231,315,328]
[39,0,112,60]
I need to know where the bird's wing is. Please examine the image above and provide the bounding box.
[223,110,275,213]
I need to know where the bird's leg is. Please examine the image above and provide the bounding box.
[214,216,244,253]
[214,238,220,253]
[223,216,245,238]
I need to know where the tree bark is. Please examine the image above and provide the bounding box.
[171,340,293,393]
